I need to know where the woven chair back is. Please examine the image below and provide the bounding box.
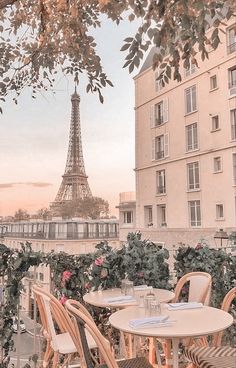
[32,285,82,355]
[173,272,212,305]
[66,300,119,368]
[212,287,236,347]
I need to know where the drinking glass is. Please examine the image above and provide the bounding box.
[125,280,134,296]
[121,279,128,294]
[149,299,161,316]
[144,293,156,315]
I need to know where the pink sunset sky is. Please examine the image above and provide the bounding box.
[0,18,140,217]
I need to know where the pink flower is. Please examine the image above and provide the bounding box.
[62,271,72,282]
[195,243,203,250]
[59,295,68,305]
[95,257,104,266]
[84,282,91,289]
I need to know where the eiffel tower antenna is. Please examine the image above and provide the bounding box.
[50,89,92,216]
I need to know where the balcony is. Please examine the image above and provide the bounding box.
[0,220,119,240]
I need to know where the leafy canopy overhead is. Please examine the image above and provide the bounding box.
[0,0,235,110]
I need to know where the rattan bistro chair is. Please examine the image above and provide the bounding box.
[32,285,80,368]
[33,285,101,367]
[65,299,155,368]
[156,272,212,368]
[184,287,236,368]
[172,272,212,305]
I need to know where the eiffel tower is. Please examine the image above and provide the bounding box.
[50,89,92,216]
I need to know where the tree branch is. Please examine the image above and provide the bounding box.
[0,0,18,10]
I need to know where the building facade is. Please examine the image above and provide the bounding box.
[119,19,236,247]
[0,219,119,314]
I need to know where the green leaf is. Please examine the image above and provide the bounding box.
[120,43,130,52]
[124,37,133,43]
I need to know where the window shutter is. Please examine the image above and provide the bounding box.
[151,138,156,161]
[164,133,169,157]
[150,105,155,128]
[163,98,169,123]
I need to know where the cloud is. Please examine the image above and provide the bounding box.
[0,183,14,189]
[0,182,52,189]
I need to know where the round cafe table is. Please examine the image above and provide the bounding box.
[83,287,175,309]
[109,305,233,368]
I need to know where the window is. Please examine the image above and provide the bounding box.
[185,85,197,114]
[229,67,236,96]
[210,75,218,90]
[233,153,236,185]
[144,206,153,227]
[187,162,200,190]
[150,99,168,127]
[156,170,166,194]
[216,204,224,220]
[184,62,196,77]
[157,205,166,227]
[230,109,236,140]
[39,272,44,282]
[211,115,219,131]
[213,157,222,173]
[123,211,133,224]
[189,200,201,227]
[152,133,169,160]
[186,123,198,151]
[155,71,164,92]
[227,26,236,54]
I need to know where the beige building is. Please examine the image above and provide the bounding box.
[119,19,236,247]
[1,219,119,315]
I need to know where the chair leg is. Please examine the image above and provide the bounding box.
[42,342,53,368]
[52,352,59,368]
[162,340,172,368]
[153,338,162,368]
[148,337,156,365]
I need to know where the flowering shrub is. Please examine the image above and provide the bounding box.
[62,270,72,282]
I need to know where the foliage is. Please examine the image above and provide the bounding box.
[1,235,236,365]
[122,232,171,289]
[174,243,234,307]
[0,242,42,367]
[121,1,236,83]
[13,209,30,221]
[36,207,51,220]
[0,1,235,111]
[76,196,109,219]
[56,196,109,219]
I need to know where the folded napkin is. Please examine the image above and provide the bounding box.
[129,315,174,329]
[167,302,203,310]
[134,285,153,291]
[104,295,136,303]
